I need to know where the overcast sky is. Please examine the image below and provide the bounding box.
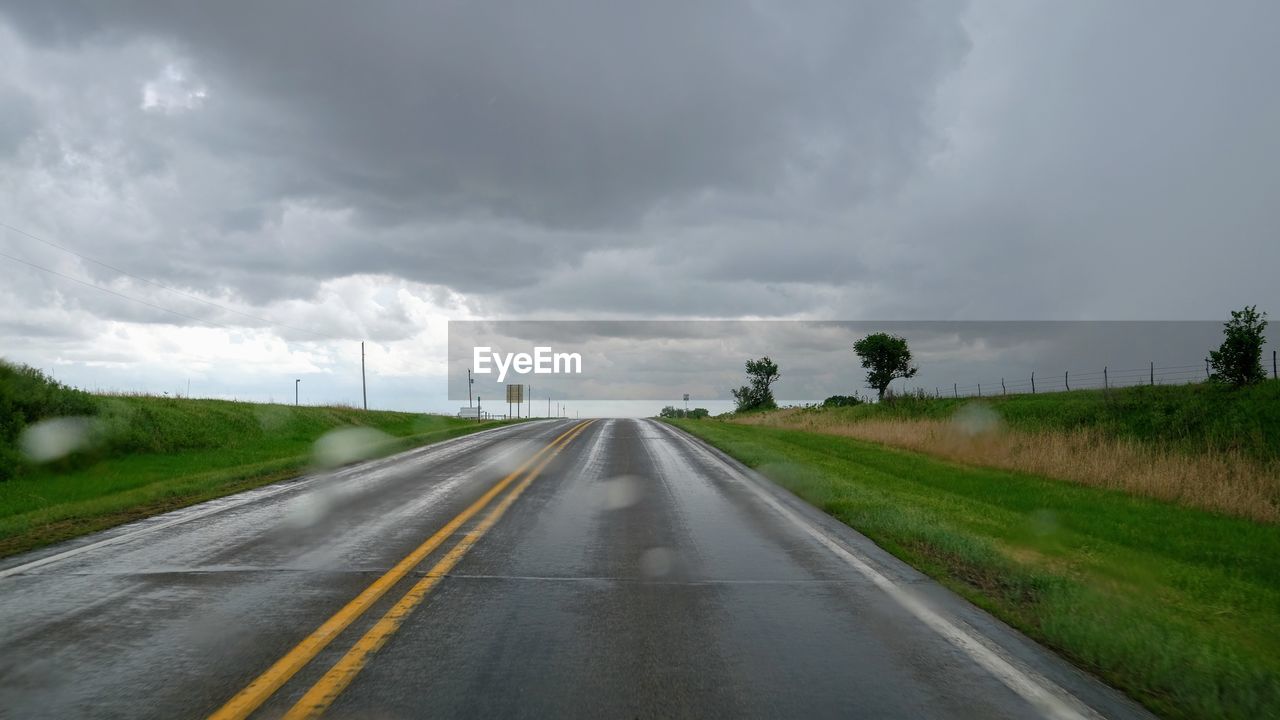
[0,1,1276,413]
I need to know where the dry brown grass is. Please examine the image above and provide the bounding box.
[732,409,1280,523]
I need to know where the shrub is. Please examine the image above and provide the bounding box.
[0,360,99,480]
[822,394,865,407]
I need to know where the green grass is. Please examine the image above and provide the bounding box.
[669,418,1280,720]
[0,394,511,558]
[785,380,1280,463]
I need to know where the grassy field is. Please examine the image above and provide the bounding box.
[668,418,1280,719]
[804,381,1280,460]
[0,389,511,558]
[735,382,1280,521]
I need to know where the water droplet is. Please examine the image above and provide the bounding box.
[18,417,98,463]
[311,427,392,470]
[639,546,673,578]
[601,475,641,510]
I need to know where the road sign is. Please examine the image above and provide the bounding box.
[506,384,524,404]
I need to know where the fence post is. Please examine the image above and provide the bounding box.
[1065,370,1070,391]
[978,383,982,397]
[1104,366,1108,389]
[1274,350,1277,379]
[954,383,958,398]
[1150,361,1154,386]
[1031,372,1036,394]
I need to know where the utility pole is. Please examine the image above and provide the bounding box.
[1031,372,1036,394]
[528,385,532,418]
[548,396,551,417]
[1150,361,1154,386]
[361,342,367,410]
[467,368,473,408]
[477,396,482,424]
[295,378,300,406]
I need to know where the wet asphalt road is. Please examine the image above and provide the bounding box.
[0,419,1152,719]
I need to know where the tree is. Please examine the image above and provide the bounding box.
[1209,306,1268,386]
[853,333,918,401]
[731,356,780,412]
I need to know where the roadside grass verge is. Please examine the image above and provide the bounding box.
[771,381,1280,460]
[732,382,1280,522]
[668,419,1280,720]
[0,396,513,559]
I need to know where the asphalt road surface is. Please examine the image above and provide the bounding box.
[0,419,1153,719]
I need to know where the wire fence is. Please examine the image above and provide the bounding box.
[906,351,1279,400]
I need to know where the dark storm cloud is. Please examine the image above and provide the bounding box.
[0,0,971,319]
[0,0,1277,373]
[1,1,966,227]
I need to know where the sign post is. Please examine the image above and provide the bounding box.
[506,384,524,419]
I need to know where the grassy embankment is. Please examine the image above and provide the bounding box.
[0,361,509,558]
[741,383,1280,521]
[669,381,1280,719]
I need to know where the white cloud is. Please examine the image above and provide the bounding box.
[141,63,207,113]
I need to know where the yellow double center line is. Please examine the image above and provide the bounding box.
[210,420,594,720]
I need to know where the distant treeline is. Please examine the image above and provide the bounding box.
[658,406,710,419]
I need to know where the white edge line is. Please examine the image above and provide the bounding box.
[0,421,545,580]
[650,419,1102,720]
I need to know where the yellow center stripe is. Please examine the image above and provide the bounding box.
[208,420,592,720]
[283,419,595,719]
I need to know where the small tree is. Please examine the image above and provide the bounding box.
[853,333,918,401]
[1209,306,1268,386]
[731,356,780,412]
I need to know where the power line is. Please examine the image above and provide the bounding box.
[0,249,238,330]
[0,221,339,341]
